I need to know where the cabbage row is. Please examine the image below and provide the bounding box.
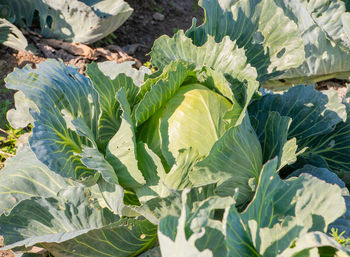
[1,0,350,256]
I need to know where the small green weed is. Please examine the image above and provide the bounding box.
[152,0,164,13]
[330,228,350,247]
[0,95,29,169]
[93,33,117,47]
[0,127,25,169]
[0,99,10,128]
[143,61,157,73]
[192,1,199,12]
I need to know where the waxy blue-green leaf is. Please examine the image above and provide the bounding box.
[106,89,146,188]
[190,116,262,206]
[249,85,346,142]
[139,247,161,257]
[6,91,37,129]
[265,0,350,88]
[0,18,27,51]
[96,61,151,87]
[279,232,350,257]
[158,158,348,256]
[5,60,101,180]
[151,30,258,88]
[0,0,133,43]
[158,189,233,257]
[80,146,119,185]
[249,86,350,184]
[0,186,157,256]
[303,0,350,52]
[133,142,169,203]
[135,144,204,203]
[253,111,298,168]
[135,184,217,227]
[86,62,139,145]
[227,158,346,256]
[331,195,350,239]
[164,148,203,191]
[288,165,350,238]
[0,144,75,215]
[184,0,304,83]
[301,117,350,186]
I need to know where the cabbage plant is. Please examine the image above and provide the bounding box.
[0,0,350,256]
[152,0,350,90]
[0,59,349,256]
[0,0,132,44]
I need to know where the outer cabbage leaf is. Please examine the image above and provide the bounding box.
[249,86,349,181]
[0,18,27,51]
[5,60,101,181]
[134,144,210,204]
[0,138,125,216]
[265,0,350,88]
[6,91,37,129]
[279,232,350,257]
[0,144,75,215]
[300,115,350,186]
[158,159,348,256]
[151,0,304,84]
[333,195,350,239]
[105,89,146,188]
[252,111,299,168]
[96,61,151,87]
[0,187,157,256]
[0,0,132,43]
[158,191,234,257]
[303,0,350,52]
[233,160,345,256]
[5,60,141,186]
[151,30,259,88]
[249,86,346,140]
[289,165,350,238]
[135,184,217,225]
[86,62,139,145]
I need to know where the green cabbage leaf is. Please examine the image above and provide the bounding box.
[0,0,132,43]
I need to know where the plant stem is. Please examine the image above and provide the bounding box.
[0,128,9,135]
[0,150,15,157]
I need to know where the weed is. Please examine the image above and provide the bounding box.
[93,33,117,47]
[0,127,28,169]
[143,61,157,73]
[152,0,164,14]
[330,228,350,247]
[0,95,29,169]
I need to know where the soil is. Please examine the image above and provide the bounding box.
[112,0,203,63]
[0,237,14,257]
